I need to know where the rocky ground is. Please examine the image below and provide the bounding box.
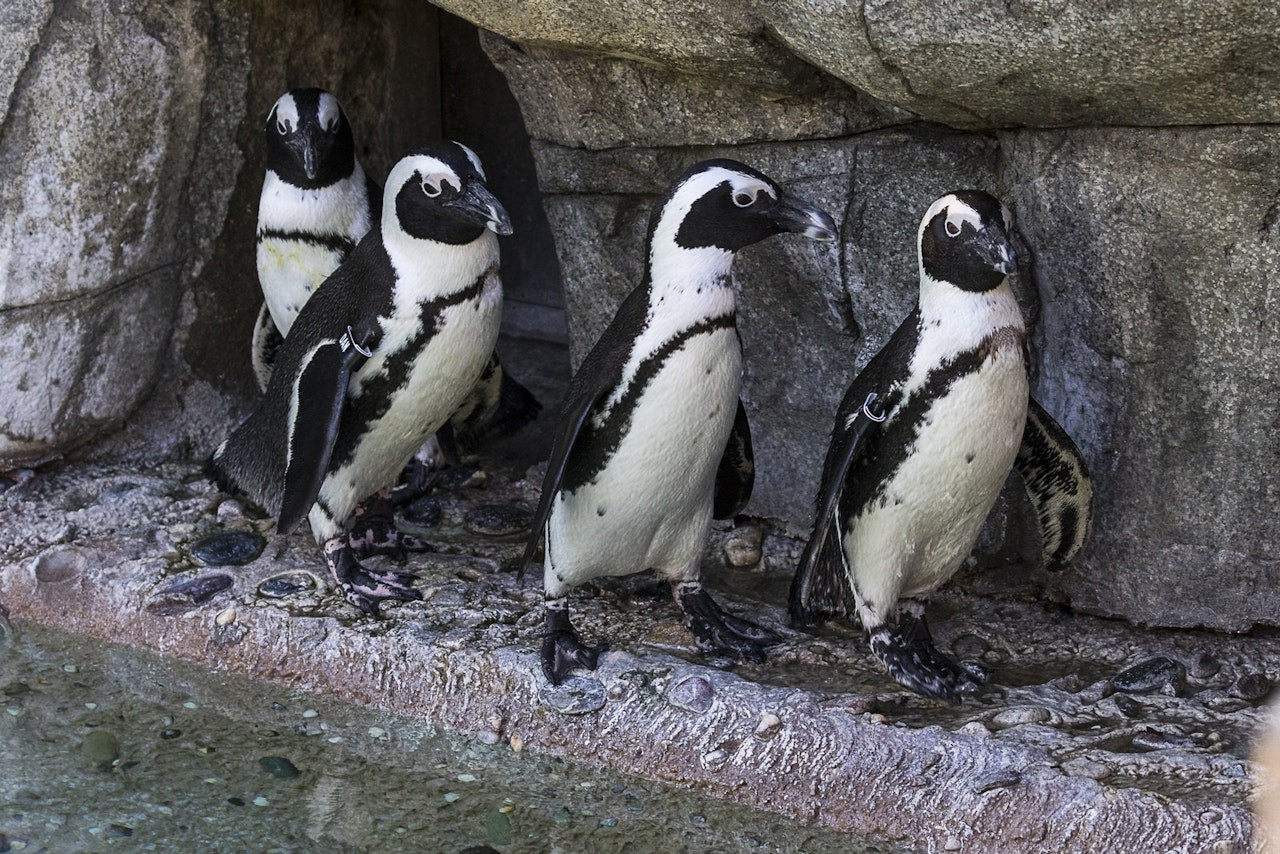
[0,454,1269,852]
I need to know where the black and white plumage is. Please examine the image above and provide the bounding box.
[789,190,1093,703]
[251,88,540,458]
[522,159,838,684]
[215,142,513,614]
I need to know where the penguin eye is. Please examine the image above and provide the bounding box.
[732,190,756,208]
[276,119,290,136]
[944,219,961,237]
[422,180,442,198]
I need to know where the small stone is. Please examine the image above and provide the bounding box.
[485,808,513,846]
[327,736,342,744]
[149,574,233,614]
[107,824,132,838]
[1129,728,1210,751]
[63,664,78,673]
[701,748,729,770]
[160,728,182,740]
[402,496,444,527]
[1113,694,1144,718]
[722,523,763,567]
[464,504,533,536]
[475,730,500,745]
[1062,758,1110,780]
[973,767,1021,793]
[944,836,962,851]
[599,817,619,827]
[956,721,990,738]
[35,547,87,584]
[1189,653,1222,680]
[457,773,478,783]
[509,733,523,753]
[667,675,714,713]
[259,756,300,778]
[183,702,198,710]
[162,716,174,726]
[253,796,269,807]
[81,730,120,765]
[499,804,515,815]
[84,702,97,710]
[190,531,265,567]
[257,571,318,599]
[553,807,570,826]
[540,677,607,715]
[443,792,462,804]
[215,608,236,627]
[1229,672,1273,703]
[991,706,1051,728]
[368,726,388,740]
[216,499,248,523]
[302,709,318,719]
[1112,656,1185,696]
[754,712,782,740]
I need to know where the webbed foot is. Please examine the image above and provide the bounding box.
[542,600,603,685]
[868,604,984,704]
[323,539,422,617]
[674,581,781,663]
[348,496,431,560]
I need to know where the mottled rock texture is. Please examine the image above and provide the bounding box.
[455,5,1280,633]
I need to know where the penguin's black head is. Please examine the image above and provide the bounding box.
[919,190,1016,292]
[264,88,355,189]
[385,141,512,246]
[650,159,838,255]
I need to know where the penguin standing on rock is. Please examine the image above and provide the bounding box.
[251,88,540,459]
[522,159,838,684]
[789,190,1093,703]
[214,142,512,614]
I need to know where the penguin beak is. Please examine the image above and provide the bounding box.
[290,126,322,181]
[770,192,838,242]
[976,230,1016,276]
[451,181,513,236]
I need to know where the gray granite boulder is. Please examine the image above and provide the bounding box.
[0,0,247,466]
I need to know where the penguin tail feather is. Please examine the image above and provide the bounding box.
[788,522,857,627]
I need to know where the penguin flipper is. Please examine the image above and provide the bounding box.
[278,335,368,535]
[789,393,887,626]
[1015,397,1094,571]
[712,399,754,520]
[250,302,283,393]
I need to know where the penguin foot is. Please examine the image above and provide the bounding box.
[348,498,432,560]
[674,582,781,663]
[868,610,983,704]
[323,540,422,617]
[542,601,603,685]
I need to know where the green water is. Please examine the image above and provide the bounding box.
[0,622,901,853]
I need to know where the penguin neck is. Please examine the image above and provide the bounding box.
[916,273,1024,346]
[382,220,498,304]
[646,244,737,323]
[257,162,372,236]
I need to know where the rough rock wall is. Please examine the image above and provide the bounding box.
[433,3,1280,632]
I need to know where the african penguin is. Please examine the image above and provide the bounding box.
[252,88,540,463]
[522,159,838,685]
[214,141,513,614]
[789,190,1093,703]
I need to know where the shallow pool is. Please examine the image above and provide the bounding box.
[0,620,901,853]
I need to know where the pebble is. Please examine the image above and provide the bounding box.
[1229,672,1273,703]
[722,524,763,567]
[253,796,270,807]
[464,504,533,536]
[1189,652,1222,680]
[84,702,97,710]
[484,808,513,846]
[160,728,182,740]
[107,823,133,838]
[443,792,462,804]
[701,748,729,771]
[149,575,233,615]
[82,730,120,766]
[302,709,318,719]
[475,730,500,745]
[667,675,714,713]
[183,702,198,710]
[1062,758,1109,780]
[944,835,962,851]
[368,726,388,741]
[973,767,1021,793]
[457,773,478,783]
[754,712,782,740]
[1129,728,1210,752]
[1111,656,1185,696]
[215,499,248,523]
[215,608,236,627]
[190,531,265,567]
[956,721,990,738]
[539,677,607,715]
[63,664,78,674]
[402,496,444,527]
[990,706,1051,728]
[260,572,319,602]
[509,733,524,753]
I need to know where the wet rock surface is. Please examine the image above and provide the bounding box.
[0,459,1266,850]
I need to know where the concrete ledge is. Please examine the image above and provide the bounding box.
[0,461,1258,851]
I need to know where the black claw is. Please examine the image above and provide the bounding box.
[325,542,421,617]
[674,584,779,663]
[542,605,603,685]
[869,610,984,704]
